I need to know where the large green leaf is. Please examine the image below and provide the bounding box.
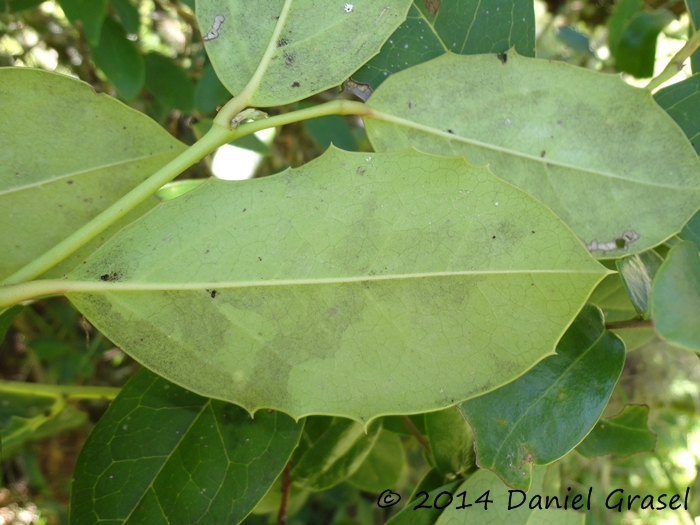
[654,74,700,155]
[353,0,535,89]
[0,68,183,281]
[616,249,663,318]
[58,0,107,46]
[459,304,625,490]
[91,16,145,99]
[291,418,382,491]
[613,11,674,78]
[364,52,700,257]
[70,368,302,524]
[196,0,412,106]
[425,407,475,479]
[651,240,700,351]
[347,428,404,493]
[64,148,608,421]
[576,405,656,458]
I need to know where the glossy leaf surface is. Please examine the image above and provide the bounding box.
[576,405,656,458]
[91,16,145,99]
[291,418,382,491]
[459,304,625,490]
[65,148,607,421]
[0,68,184,281]
[365,52,700,257]
[654,74,700,155]
[651,241,700,351]
[616,250,663,318]
[353,0,535,89]
[70,368,302,524]
[347,428,405,493]
[425,406,475,478]
[197,0,413,106]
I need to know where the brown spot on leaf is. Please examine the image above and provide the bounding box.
[423,0,441,15]
[292,81,300,87]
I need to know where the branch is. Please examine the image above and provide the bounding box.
[645,30,700,91]
[0,380,121,400]
[401,415,431,454]
[276,463,291,525]
[605,318,654,330]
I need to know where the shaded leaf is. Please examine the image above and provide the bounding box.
[347,429,405,493]
[64,148,607,421]
[681,209,700,246]
[194,62,231,113]
[616,249,663,318]
[58,0,107,46]
[144,52,195,112]
[3,0,44,11]
[70,368,302,524]
[459,304,625,490]
[576,405,656,458]
[197,0,413,106]
[425,407,475,479]
[654,74,700,155]
[556,26,590,52]
[383,414,427,436]
[0,68,184,281]
[110,0,140,34]
[385,479,462,525]
[685,0,700,72]
[91,16,145,99]
[301,108,359,151]
[353,0,535,89]
[408,467,448,503]
[614,11,674,78]
[608,0,643,56]
[0,305,23,343]
[291,418,382,491]
[364,52,700,257]
[651,240,700,351]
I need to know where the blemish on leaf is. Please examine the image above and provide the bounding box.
[585,230,640,252]
[210,290,217,298]
[356,166,366,174]
[277,38,289,47]
[203,14,225,41]
[100,272,119,282]
[447,129,454,134]
[540,150,546,157]
[497,52,508,64]
[423,0,441,16]
[327,308,338,316]
[284,51,295,66]
[407,101,412,108]
[344,3,353,12]
[67,180,73,184]
[291,81,300,87]
[343,78,373,101]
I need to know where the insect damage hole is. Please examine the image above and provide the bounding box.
[344,3,353,12]
[203,14,225,41]
[585,230,640,252]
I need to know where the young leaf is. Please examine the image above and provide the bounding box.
[616,249,663,318]
[364,52,700,257]
[144,52,196,112]
[291,418,382,491]
[0,68,184,281]
[63,148,608,421]
[654,74,700,155]
[576,405,656,458]
[70,368,302,524]
[459,304,625,490]
[91,16,145,99]
[347,428,405,493]
[651,240,700,351]
[384,479,462,525]
[353,0,535,89]
[58,0,107,46]
[425,406,475,479]
[196,0,413,106]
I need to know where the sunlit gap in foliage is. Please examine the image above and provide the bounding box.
[211,127,276,181]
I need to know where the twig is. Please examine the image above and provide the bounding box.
[605,319,654,330]
[401,415,431,454]
[276,463,291,525]
[645,30,700,91]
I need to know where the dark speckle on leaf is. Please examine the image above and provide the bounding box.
[210,290,217,298]
[447,129,454,134]
[67,180,73,184]
[497,52,508,64]
[277,38,288,47]
[292,81,300,87]
[541,150,546,157]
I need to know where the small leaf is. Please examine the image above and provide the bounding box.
[291,418,382,491]
[65,148,608,421]
[681,209,700,246]
[425,406,475,478]
[459,304,625,490]
[196,0,413,106]
[144,52,195,112]
[365,52,700,256]
[194,62,231,113]
[614,11,675,78]
[384,479,462,525]
[651,240,700,351]
[58,0,107,46]
[576,405,656,458]
[347,429,405,493]
[70,368,302,524]
[0,68,184,281]
[616,249,663,318]
[353,0,535,89]
[91,16,145,99]
[654,74,700,155]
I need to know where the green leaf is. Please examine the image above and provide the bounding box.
[607,0,643,56]
[384,479,462,525]
[614,11,675,78]
[194,62,231,113]
[347,428,405,493]
[434,467,584,524]
[65,148,608,421]
[588,274,655,351]
[0,305,23,342]
[576,405,656,458]
[353,0,535,90]
[58,0,107,46]
[70,368,302,524]
[654,74,700,155]
[0,68,184,281]
[555,26,591,52]
[156,179,206,201]
[144,52,195,112]
[651,240,700,351]
[383,414,427,436]
[301,111,359,151]
[4,0,44,11]
[685,0,700,73]
[425,407,475,478]
[364,52,700,257]
[681,209,700,246]
[110,0,140,34]
[616,249,663,318]
[196,0,413,106]
[459,304,625,490]
[408,467,448,502]
[291,418,382,491]
[91,16,145,99]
